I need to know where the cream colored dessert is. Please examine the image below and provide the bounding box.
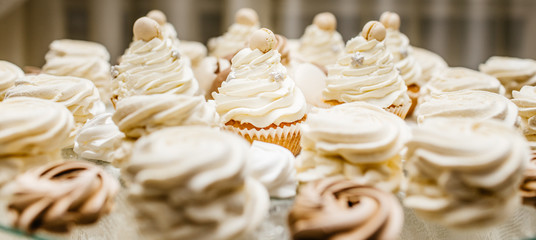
[292,62,328,108]
[512,86,536,136]
[5,161,119,233]
[146,10,181,49]
[479,56,536,98]
[323,21,410,118]
[44,39,110,61]
[5,74,105,132]
[288,177,403,240]
[412,46,448,85]
[124,126,269,240]
[521,158,536,207]
[247,141,297,198]
[113,94,219,139]
[380,12,422,88]
[208,8,260,59]
[422,67,505,97]
[417,90,518,127]
[194,56,231,97]
[0,60,24,101]
[296,12,345,68]
[74,113,125,162]
[0,97,74,185]
[112,17,199,103]
[296,102,409,193]
[179,40,208,68]
[213,28,306,128]
[404,118,529,228]
[42,39,112,104]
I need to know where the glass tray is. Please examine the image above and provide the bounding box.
[1,151,536,240]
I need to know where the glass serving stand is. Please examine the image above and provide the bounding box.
[0,144,536,240]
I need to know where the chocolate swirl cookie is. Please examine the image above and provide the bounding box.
[6,161,119,233]
[521,159,536,207]
[288,177,403,240]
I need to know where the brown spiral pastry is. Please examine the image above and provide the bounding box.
[6,161,119,233]
[521,158,536,207]
[288,178,403,240]
[275,34,291,66]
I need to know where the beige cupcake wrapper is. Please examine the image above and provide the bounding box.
[223,122,302,156]
[384,102,411,120]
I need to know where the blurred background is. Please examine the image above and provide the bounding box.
[0,0,535,69]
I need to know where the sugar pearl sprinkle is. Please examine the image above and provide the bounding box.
[351,52,365,67]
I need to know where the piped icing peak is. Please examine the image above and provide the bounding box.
[133,17,162,41]
[297,12,345,67]
[0,60,24,101]
[380,11,401,30]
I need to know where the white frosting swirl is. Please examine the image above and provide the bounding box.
[124,126,269,240]
[297,24,345,67]
[384,29,422,86]
[74,113,125,162]
[113,94,219,138]
[417,90,518,127]
[296,102,409,193]
[479,56,536,98]
[512,86,536,136]
[0,61,24,101]
[404,118,529,228]
[412,47,448,85]
[0,97,74,156]
[323,35,409,108]
[113,37,199,101]
[247,141,297,198]
[45,39,110,61]
[213,48,306,128]
[5,74,105,128]
[208,23,259,58]
[423,67,505,96]
[43,56,112,103]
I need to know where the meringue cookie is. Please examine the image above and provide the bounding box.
[124,126,269,240]
[247,141,297,198]
[113,94,219,139]
[288,177,403,240]
[0,60,24,101]
[74,113,125,162]
[404,118,529,228]
[6,161,119,233]
[5,74,105,130]
[45,39,110,61]
[412,47,448,86]
[479,56,536,98]
[296,102,409,193]
[417,90,518,127]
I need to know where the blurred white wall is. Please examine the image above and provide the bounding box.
[0,0,535,69]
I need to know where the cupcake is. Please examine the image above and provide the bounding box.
[296,102,409,193]
[288,177,403,240]
[213,28,307,155]
[0,97,74,186]
[416,90,518,127]
[421,67,505,98]
[479,56,536,98]
[296,12,345,72]
[380,11,423,115]
[111,94,219,166]
[208,8,259,59]
[5,74,105,135]
[111,17,199,104]
[42,39,113,104]
[247,141,297,198]
[323,21,411,119]
[404,118,528,228]
[74,113,125,162]
[123,126,269,240]
[0,60,24,101]
[5,161,119,233]
[412,46,448,85]
[521,158,536,207]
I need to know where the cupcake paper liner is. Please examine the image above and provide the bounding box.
[384,101,411,120]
